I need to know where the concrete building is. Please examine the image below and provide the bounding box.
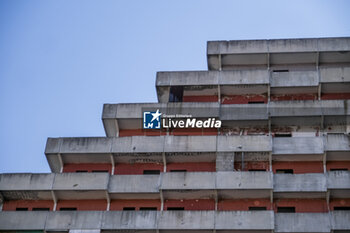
[1,37,350,232]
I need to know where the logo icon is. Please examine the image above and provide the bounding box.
[143,109,162,129]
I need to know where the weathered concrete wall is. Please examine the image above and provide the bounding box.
[274,173,327,192]
[331,210,350,230]
[327,171,350,189]
[109,175,159,193]
[160,172,215,190]
[207,38,350,55]
[0,210,349,230]
[216,171,273,190]
[275,213,331,232]
[272,137,324,154]
[216,211,274,230]
[271,70,318,87]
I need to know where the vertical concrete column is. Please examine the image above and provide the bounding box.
[109,154,115,175]
[216,153,234,171]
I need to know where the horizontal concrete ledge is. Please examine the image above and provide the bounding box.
[102,100,350,120]
[207,37,350,54]
[1,172,348,197]
[0,172,274,194]
[156,69,269,86]
[1,211,349,231]
[0,211,274,230]
[45,135,273,155]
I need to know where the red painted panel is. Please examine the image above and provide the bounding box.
[321,93,350,100]
[273,161,323,174]
[110,199,161,210]
[274,199,327,213]
[183,95,218,102]
[270,94,317,101]
[119,129,167,137]
[164,199,215,210]
[167,162,216,172]
[57,200,107,211]
[218,199,272,211]
[63,163,111,173]
[2,200,54,211]
[327,161,350,171]
[114,163,163,175]
[329,199,350,210]
[234,161,269,171]
[221,94,267,104]
[170,128,218,136]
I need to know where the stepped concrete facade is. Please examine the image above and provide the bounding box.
[1,37,350,233]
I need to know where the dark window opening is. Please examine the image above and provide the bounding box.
[143,170,161,175]
[276,169,294,174]
[169,86,183,102]
[249,207,267,211]
[248,101,265,104]
[273,69,289,73]
[330,168,348,171]
[32,208,50,211]
[15,207,28,211]
[139,207,157,211]
[170,170,187,172]
[275,133,292,137]
[92,170,109,173]
[60,207,77,211]
[277,207,295,213]
[123,207,136,211]
[167,207,185,211]
[249,169,266,172]
[75,170,88,173]
[334,206,350,210]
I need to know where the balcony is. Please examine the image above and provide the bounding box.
[327,171,350,198]
[275,213,331,232]
[274,173,327,198]
[0,211,274,231]
[216,171,273,199]
[207,38,350,70]
[272,137,324,161]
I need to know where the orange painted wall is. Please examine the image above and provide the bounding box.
[166,162,216,172]
[63,163,111,173]
[114,163,163,175]
[2,200,54,211]
[183,95,218,102]
[221,94,267,104]
[329,199,350,210]
[164,199,215,210]
[274,199,327,213]
[272,161,323,174]
[218,199,272,211]
[326,161,350,171]
[270,94,317,101]
[57,200,107,211]
[234,161,269,171]
[110,199,161,210]
[321,93,350,100]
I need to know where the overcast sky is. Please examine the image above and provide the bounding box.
[1,0,350,173]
